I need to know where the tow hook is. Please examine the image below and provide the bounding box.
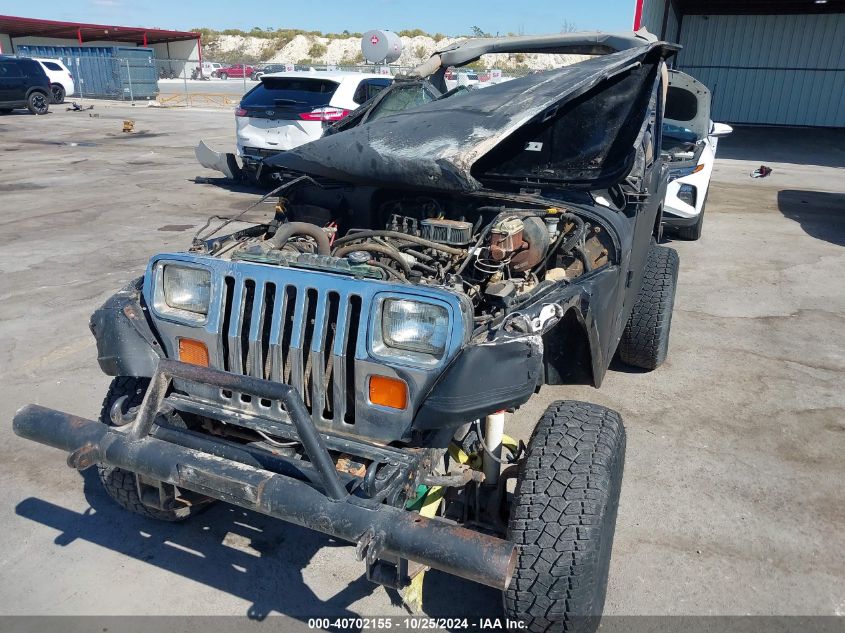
[109,396,137,426]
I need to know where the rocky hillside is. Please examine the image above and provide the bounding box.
[197,29,584,70]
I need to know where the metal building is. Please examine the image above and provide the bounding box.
[635,0,845,127]
[0,15,202,98]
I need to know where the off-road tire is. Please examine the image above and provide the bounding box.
[504,401,625,633]
[26,91,49,115]
[97,376,195,522]
[50,83,66,104]
[617,243,679,370]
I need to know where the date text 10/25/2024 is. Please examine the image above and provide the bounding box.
[307,618,527,630]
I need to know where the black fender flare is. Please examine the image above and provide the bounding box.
[89,277,164,377]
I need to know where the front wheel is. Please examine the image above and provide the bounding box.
[27,91,49,115]
[97,376,207,522]
[219,72,228,80]
[504,401,626,633]
[50,84,65,104]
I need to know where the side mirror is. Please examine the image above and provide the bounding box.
[711,122,733,137]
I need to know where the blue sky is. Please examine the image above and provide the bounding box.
[2,0,637,34]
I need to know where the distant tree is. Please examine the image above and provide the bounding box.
[470,26,490,37]
[560,20,577,33]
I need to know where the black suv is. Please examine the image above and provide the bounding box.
[0,56,51,115]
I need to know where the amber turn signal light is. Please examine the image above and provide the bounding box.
[368,375,408,410]
[178,338,209,367]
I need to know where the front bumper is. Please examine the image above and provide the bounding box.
[12,359,516,590]
[662,211,700,228]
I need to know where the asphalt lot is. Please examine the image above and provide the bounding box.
[0,106,843,620]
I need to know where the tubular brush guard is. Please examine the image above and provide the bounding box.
[12,359,516,590]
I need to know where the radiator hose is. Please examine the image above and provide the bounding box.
[266,222,331,256]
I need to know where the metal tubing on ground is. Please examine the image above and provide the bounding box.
[12,404,517,590]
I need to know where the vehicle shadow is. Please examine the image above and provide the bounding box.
[14,469,502,626]
[777,190,844,247]
[192,175,262,194]
[607,355,651,374]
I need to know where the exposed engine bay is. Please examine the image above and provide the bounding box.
[193,189,615,325]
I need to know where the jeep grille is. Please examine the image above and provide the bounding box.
[218,275,363,426]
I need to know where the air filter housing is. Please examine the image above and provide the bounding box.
[420,218,473,246]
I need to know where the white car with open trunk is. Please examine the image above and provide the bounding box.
[661,69,732,240]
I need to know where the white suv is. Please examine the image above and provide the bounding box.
[234,71,391,180]
[34,58,74,104]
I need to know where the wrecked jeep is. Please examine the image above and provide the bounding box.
[14,32,679,631]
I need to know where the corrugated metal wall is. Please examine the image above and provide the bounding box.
[640,0,670,38]
[640,0,681,41]
[16,45,158,100]
[676,14,845,127]
[637,1,844,127]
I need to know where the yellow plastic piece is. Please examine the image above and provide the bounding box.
[400,485,444,612]
[449,442,482,470]
[502,434,519,455]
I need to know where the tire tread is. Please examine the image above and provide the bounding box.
[618,245,679,370]
[504,401,626,633]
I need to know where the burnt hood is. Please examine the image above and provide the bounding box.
[266,43,676,193]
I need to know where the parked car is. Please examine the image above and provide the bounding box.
[216,63,257,80]
[0,55,51,114]
[16,32,680,633]
[197,71,392,182]
[661,69,733,240]
[252,63,291,80]
[201,61,223,78]
[33,58,74,103]
[444,68,479,90]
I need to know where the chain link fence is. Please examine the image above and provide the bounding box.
[10,49,529,107]
[151,57,529,108]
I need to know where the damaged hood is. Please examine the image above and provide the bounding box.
[267,43,675,193]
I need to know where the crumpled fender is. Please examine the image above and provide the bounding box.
[412,337,543,430]
[89,277,164,377]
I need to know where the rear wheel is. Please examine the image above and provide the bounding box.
[50,84,65,104]
[617,243,679,370]
[504,401,626,633]
[219,72,228,80]
[27,91,49,115]
[97,376,207,522]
